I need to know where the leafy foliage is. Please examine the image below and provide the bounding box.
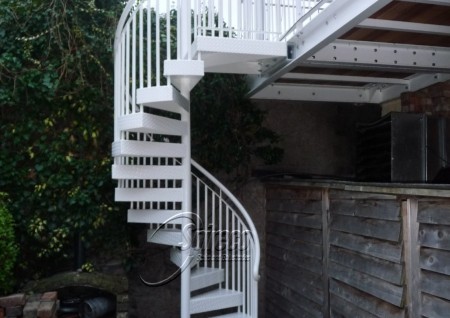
[0,193,18,295]
[0,1,282,285]
[0,0,126,280]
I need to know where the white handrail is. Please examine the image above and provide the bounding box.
[191,159,261,281]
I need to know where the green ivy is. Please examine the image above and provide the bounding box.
[0,193,18,295]
[0,1,282,285]
[0,0,127,280]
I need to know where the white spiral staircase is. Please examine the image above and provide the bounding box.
[111,0,310,317]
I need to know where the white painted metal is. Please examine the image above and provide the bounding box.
[127,209,184,224]
[254,83,377,103]
[281,72,410,85]
[397,0,450,6]
[115,188,184,203]
[110,0,450,316]
[164,60,205,94]
[212,313,251,318]
[136,86,190,113]
[170,247,200,269]
[255,73,450,103]
[147,228,184,246]
[190,289,244,314]
[248,0,393,96]
[118,112,188,136]
[191,267,225,291]
[308,40,450,71]
[192,36,286,73]
[192,160,260,317]
[112,165,185,180]
[359,18,450,36]
[112,140,187,158]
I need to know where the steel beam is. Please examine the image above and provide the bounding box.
[247,0,393,96]
[281,72,410,85]
[252,83,379,103]
[397,0,450,6]
[306,40,450,72]
[252,73,450,103]
[359,18,450,36]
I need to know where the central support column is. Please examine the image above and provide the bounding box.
[181,104,192,318]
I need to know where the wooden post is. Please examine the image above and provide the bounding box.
[322,189,330,318]
[402,199,421,317]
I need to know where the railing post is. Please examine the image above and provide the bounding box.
[180,0,191,59]
[255,0,265,40]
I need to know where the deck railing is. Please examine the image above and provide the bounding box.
[191,160,260,316]
[192,0,331,41]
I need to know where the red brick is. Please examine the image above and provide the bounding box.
[40,291,57,302]
[0,294,27,308]
[428,82,450,98]
[37,300,56,318]
[0,307,4,318]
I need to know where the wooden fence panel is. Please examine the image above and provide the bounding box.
[418,200,450,318]
[266,186,325,316]
[328,192,405,317]
[265,186,450,318]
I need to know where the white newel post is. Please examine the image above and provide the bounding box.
[180,2,192,317]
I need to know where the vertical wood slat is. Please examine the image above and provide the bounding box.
[322,189,330,318]
[402,199,421,318]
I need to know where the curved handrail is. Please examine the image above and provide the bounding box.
[114,0,137,56]
[192,159,261,281]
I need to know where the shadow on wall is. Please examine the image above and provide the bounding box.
[253,100,381,180]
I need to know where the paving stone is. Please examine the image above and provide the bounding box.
[23,299,40,318]
[37,300,56,318]
[40,291,58,302]
[5,305,23,317]
[0,294,27,308]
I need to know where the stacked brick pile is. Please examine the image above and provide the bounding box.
[401,81,450,116]
[0,292,58,318]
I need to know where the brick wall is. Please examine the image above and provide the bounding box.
[0,292,58,318]
[401,81,450,116]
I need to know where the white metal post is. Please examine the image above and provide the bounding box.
[181,107,192,318]
[255,0,265,40]
[180,0,193,308]
[180,0,191,59]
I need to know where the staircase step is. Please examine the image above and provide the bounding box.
[192,36,286,74]
[147,228,184,246]
[170,248,200,269]
[118,112,188,136]
[211,313,250,318]
[191,267,225,292]
[190,289,243,315]
[127,209,184,224]
[112,140,187,158]
[115,188,184,203]
[164,60,204,93]
[112,164,186,180]
[136,86,189,113]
